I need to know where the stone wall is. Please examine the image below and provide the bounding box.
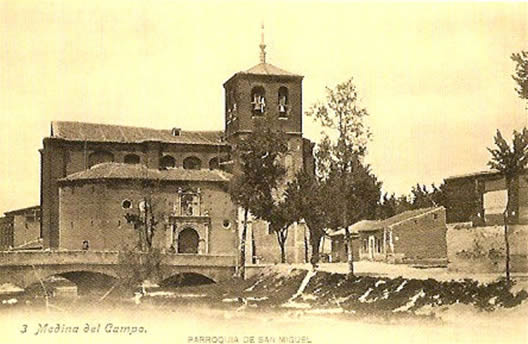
[447,224,528,273]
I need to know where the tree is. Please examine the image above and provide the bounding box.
[488,128,528,282]
[512,51,528,100]
[119,178,166,293]
[258,197,296,263]
[124,194,160,252]
[229,123,288,276]
[307,78,381,276]
[284,170,329,265]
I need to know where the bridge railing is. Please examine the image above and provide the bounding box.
[0,250,237,267]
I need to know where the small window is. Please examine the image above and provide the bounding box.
[88,151,114,168]
[251,86,266,115]
[433,213,438,220]
[160,155,176,169]
[209,157,220,170]
[122,200,132,209]
[278,86,289,117]
[183,156,202,170]
[223,219,232,229]
[124,154,140,164]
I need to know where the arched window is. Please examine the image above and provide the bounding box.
[278,86,289,117]
[250,86,266,115]
[124,154,140,164]
[160,155,176,169]
[183,156,202,170]
[88,151,114,168]
[209,157,220,170]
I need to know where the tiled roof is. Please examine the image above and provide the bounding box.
[59,163,232,183]
[329,220,382,236]
[4,205,40,216]
[444,169,500,180]
[329,207,444,237]
[243,63,301,77]
[50,121,228,146]
[380,207,443,228]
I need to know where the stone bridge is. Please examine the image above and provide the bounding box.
[0,250,237,290]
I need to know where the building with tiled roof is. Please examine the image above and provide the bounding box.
[331,207,448,265]
[50,121,227,146]
[443,169,528,226]
[0,205,41,251]
[38,29,314,264]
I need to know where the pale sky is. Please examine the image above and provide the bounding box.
[0,1,527,214]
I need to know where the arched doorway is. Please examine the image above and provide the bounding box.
[178,228,199,254]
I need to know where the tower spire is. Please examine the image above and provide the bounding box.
[259,23,266,64]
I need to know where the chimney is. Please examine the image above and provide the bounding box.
[171,128,181,136]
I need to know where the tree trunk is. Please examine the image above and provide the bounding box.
[309,230,323,267]
[343,209,354,278]
[345,229,354,278]
[504,177,512,284]
[504,217,511,283]
[276,230,287,264]
[240,208,249,279]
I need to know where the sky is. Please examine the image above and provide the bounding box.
[0,1,527,214]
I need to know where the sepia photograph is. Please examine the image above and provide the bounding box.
[0,1,527,343]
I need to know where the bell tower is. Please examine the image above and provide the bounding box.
[223,25,304,141]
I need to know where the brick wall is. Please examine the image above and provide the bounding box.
[0,217,13,249]
[41,138,230,249]
[12,213,40,248]
[390,208,448,262]
[224,74,303,138]
[58,180,237,254]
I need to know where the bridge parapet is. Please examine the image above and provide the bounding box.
[0,250,120,266]
[162,253,236,267]
[0,250,237,267]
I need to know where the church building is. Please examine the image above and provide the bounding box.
[39,32,315,263]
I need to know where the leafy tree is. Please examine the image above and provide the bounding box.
[229,123,288,276]
[376,192,398,219]
[512,51,528,100]
[283,170,328,265]
[307,78,381,276]
[488,128,528,282]
[257,196,296,263]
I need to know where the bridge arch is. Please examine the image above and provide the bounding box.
[159,272,216,287]
[22,266,119,291]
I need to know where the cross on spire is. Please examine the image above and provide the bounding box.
[259,23,266,64]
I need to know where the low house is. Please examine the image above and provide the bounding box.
[0,206,42,250]
[330,207,448,265]
[329,220,380,263]
[443,170,528,226]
